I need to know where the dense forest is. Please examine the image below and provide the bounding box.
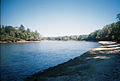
[43,14,120,42]
[0,25,41,42]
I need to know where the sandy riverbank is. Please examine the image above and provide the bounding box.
[25,41,120,81]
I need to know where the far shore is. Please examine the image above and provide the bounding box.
[0,40,41,43]
[0,40,96,44]
[25,41,120,81]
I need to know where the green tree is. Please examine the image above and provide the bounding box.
[117,13,120,21]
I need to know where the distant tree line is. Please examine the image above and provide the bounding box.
[42,14,120,42]
[42,35,88,41]
[0,25,41,42]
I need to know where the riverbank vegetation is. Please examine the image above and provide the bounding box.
[0,25,41,43]
[43,14,120,42]
[0,14,120,43]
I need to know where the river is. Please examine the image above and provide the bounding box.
[0,41,101,81]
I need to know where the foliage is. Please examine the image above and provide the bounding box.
[42,14,120,42]
[87,21,120,42]
[1,14,120,43]
[0,25,41,42]
[43,35,88,41]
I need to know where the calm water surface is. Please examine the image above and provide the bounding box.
[0,41,101,81]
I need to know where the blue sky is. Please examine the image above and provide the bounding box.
[1,0,120,37]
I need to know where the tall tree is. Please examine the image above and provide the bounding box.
[117,13,120,21]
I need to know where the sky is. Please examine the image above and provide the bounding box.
[1,0,120,37]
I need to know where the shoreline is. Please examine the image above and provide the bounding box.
[25,41,120,81]
[0,40,41,43]
[0,40,96,44]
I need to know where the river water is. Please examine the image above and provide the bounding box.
[0,41,101,81]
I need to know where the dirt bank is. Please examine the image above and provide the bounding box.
[25,41,120,81]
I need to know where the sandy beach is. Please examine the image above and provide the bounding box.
[25,41,120,81]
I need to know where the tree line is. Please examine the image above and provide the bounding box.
[0,14,120,43]
[42,35,88,41]
[42,14,120,42]
[0,25,41,42]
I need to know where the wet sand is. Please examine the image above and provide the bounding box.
[25,41,120,81]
